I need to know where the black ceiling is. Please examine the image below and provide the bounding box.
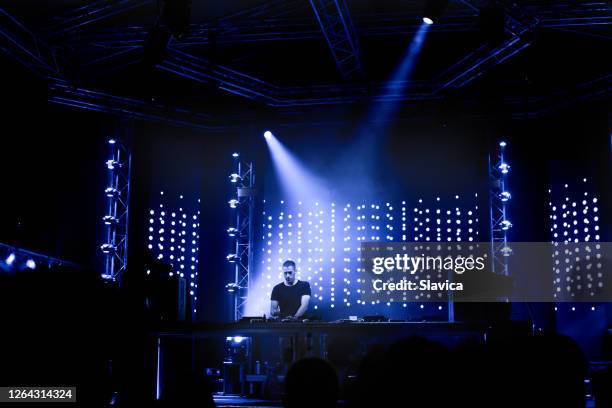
[1,0,610,127]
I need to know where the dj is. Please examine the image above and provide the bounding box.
[270,260,311,320]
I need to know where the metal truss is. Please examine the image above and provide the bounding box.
[436,36,532,89]
[309,0,363,80]
[507,74,612,119]
[1,3,609,124]
[0,242,81,270]
[158,48,437,106]
[101,138,131,283]
[47,79,226,130]
[526,1,612,28]
[226,156,255,321]
[64,12,482,50]
[0,8,60,79]
[44,0,153,37]
[488,141,512,277]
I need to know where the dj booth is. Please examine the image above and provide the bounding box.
[156,320,497,343]
[153,319,531,397]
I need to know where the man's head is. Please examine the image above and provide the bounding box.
[282,260,297,285]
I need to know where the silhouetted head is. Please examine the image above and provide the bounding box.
[284,358,338,408]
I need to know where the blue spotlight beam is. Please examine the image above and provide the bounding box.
[263,131,330,203]
[159,48,437,106]
[372,22,430,124]
[309,0,364,80]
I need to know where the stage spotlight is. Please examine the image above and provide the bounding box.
[6,253,15,266]
[105,187,119,198]
[108,139,116,144]
[499,141,507,147]
[228,198,239,208]
[264,130,273,139]
[103,215,118,225]
[227,227,238,237]
[501,220,512,230]
[229,173,241,183]
[226,254,240,263]
[232,152,239,158]
[500,191,511,201]
[423,17,433,25]
[225,282,240,292]
[498,162,510,174]
[106,159,120,170]
[100,243,116,254]
[25,259,36,269]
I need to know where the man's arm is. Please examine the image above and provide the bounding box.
[294,295,310,318]
[270,300,280,318]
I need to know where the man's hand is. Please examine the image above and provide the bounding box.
[270,299,280,318]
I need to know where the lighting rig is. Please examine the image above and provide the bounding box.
[101,138,131,284]
[226,152,256,321]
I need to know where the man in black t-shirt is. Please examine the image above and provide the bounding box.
[270,260,311,319]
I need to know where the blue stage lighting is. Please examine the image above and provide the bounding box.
[6,253,15,266]
[227,254,239,263]
[499,141,507,147]
[232,152,239,158]
[423,17,433,24]
[105,187,119,198]
[501,220,512,230]
[106,159,118,170]
[108,138,116,144]
[263,130,273,139]
[228,199,239,208]
[100,243,116,253]
[499,162,510,174]
[25,259,36,269]
[500,191,511,201]
[103,215,118,225]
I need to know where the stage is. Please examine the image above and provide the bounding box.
[1,0,611,406]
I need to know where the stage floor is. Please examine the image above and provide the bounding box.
[214,395,282,407]
[212,395,597,408]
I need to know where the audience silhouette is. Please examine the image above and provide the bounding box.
[284,358,338,408]
[0,265,599,408]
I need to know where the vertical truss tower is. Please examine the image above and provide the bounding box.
[227,153,256,321]
[101,137,131,284]
[489,141,512,277]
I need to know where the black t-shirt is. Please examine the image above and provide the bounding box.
[270,280,311,317]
